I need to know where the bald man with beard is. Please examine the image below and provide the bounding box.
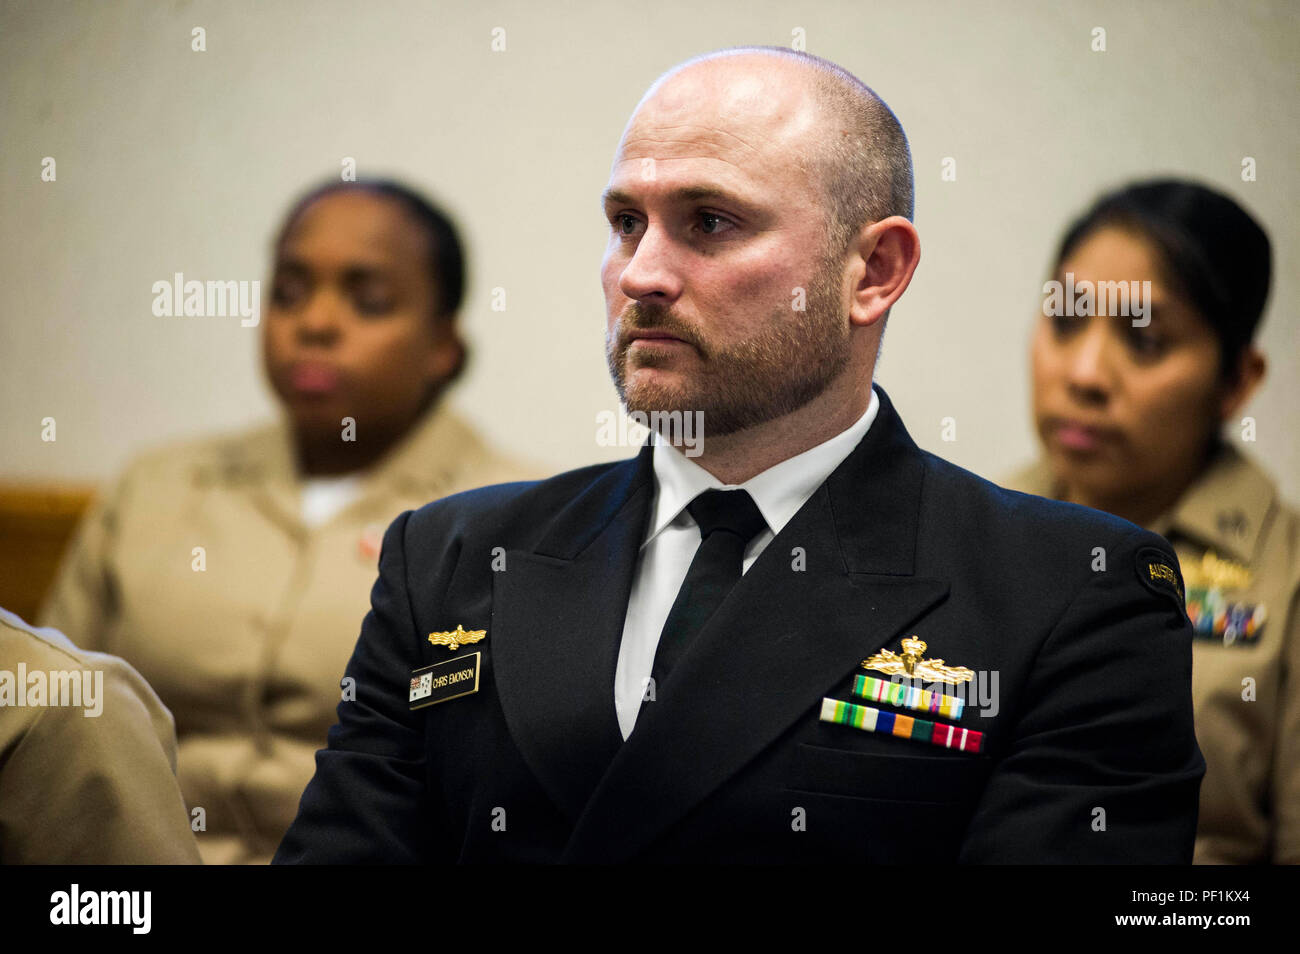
[276,47,1203,864]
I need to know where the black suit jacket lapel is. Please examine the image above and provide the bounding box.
[491,444,654,824]
[561,386,950,862]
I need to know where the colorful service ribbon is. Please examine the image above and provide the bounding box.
[1185,586,1265,646]
[851,673,965,720]
[820,697,984,754]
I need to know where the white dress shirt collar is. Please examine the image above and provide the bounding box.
[645,388,880,545]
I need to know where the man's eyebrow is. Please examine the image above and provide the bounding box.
[600,185,755,210]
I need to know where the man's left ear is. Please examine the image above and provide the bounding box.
[1219,345,1267,421]
[849,216,921,328]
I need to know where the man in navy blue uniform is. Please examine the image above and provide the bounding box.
[276,47,1203,864]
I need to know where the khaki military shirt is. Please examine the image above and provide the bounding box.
[1004,445,1300,864]
[0,608,201,863]
[39,405,538,864]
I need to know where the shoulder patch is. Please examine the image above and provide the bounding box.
[1135,545,1185,611]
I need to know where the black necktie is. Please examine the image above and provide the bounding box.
[650,489,767,687]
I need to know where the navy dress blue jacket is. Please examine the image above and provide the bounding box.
[275,386,1204,863]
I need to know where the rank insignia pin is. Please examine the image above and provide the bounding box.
[428,624,486,651]
[862,635,974,685]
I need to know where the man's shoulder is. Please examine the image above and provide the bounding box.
[920,449,1159,549]
[402,456,633,541]
[998,457,1055,497]
[916,451,1190,622]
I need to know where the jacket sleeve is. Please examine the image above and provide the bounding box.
[958,527,1205,863]
[274,509,448,863]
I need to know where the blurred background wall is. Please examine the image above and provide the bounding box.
[2,0,1296,499]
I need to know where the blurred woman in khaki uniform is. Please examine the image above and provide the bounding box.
[1005,180,1297,864]
[40,181,536,864]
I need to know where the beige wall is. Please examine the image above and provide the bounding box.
[3,0,1296,501]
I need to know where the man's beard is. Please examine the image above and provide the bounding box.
[605,251,851,438]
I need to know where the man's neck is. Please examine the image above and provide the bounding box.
[673,379,873,485]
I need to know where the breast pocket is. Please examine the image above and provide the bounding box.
[785,741,991,805]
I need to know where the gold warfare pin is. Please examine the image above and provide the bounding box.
[428,624,486,651]
[862,635,974,685]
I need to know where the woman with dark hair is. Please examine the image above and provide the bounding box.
[1005,179,1298,864]
[40,179,536,863]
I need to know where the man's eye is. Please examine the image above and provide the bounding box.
[698,212,732,235]
[614,214,640,236]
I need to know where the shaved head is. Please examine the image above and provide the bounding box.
[602,45,922,469]
[633,46,914,258]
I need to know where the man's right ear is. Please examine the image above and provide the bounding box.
[847,216,920,330]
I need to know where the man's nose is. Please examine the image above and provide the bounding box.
[617,223,684,304]
[1064,320,1116,402]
